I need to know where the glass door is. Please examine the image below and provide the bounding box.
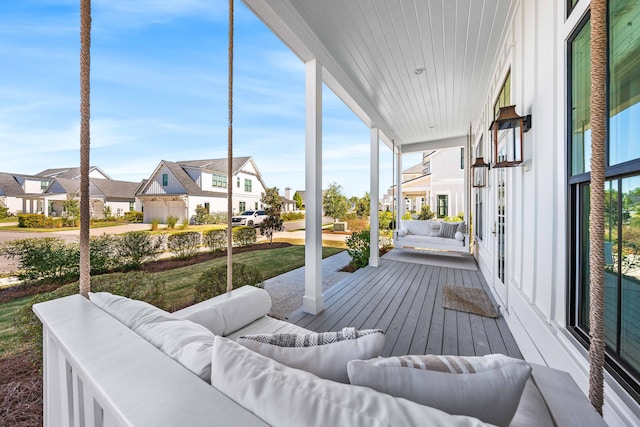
[494,168,507,303]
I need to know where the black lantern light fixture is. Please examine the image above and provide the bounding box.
[471,156,490,188]
[490,105,531,168]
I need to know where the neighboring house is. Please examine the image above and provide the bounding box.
[281,187,297,212]
[0,172,51,214]
[389,147,465,218]
[0,167,139,219]
[44,177,141,218]
[136,157,267,223]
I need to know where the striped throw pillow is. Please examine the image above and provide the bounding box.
[439,222,459,238]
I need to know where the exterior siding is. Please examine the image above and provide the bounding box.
[143,165,187,195]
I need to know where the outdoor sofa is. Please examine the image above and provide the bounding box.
[34,285,605,426]
[395,219,470,252]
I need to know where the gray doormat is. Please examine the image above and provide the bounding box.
[443,285,499,318]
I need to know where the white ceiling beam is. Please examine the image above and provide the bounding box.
[400,135,468,153]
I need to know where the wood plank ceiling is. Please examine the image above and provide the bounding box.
[243,0,515,149]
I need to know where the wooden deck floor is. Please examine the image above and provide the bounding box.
[287,257,522,359]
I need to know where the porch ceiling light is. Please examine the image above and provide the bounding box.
[471,157,490,188]
[489,105,531,168]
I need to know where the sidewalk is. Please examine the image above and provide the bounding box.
[263,250,352,319]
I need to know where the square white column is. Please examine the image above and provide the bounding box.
[303,59,324,315]
[369,127,380,267]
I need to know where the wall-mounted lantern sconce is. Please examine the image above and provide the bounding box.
[471,157,490,187]
[490,105,531,168]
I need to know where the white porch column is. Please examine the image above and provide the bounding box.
[369,127,380,267]
[396,148,403,227]
[303,59,324,314]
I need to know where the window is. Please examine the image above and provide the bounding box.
[437,195,448,218]
[567,0,580,17]
[245,179,252,192]
[129,202,134,212]
[494,72,511,119]
[475,136,484,240]
[237,177,240,188]
[569,1,640,400]
[460,147,465,169]
[239,201,246,212]
[212,174,227,188]
[162,174,168,186]
[40,180,48,190]
[204,202,210,213]
[423,161,431,175]
[255,202,258,210]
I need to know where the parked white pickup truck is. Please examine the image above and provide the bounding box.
[232,210,267,227]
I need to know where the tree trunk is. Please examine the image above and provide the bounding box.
[226,0,234,293]
[79,0,91,298]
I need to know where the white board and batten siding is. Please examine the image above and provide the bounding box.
[470,1,640,425]
[142,165,187,196]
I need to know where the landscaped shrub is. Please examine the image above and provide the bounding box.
[150,218,160,231]
[194,263,264,303]
[203,228,227,252]
[17,214,47,228]
[281,211,304,221]
[418,205,435,220]
[0,237,80,282]
[346,230,370,268]
[117,231,165,268]
[124,211,143,223]
[166,215,178,229]
[167,231,201,259]
[90,234,118,274]
[15,271,167,353]
[0,204,10,219]
[233,226,256,247]
[346,218,369,232]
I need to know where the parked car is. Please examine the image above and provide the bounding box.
[232,210,267,227]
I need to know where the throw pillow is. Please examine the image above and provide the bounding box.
[397,228,408,237]
[348,353,531,427]
[454,231,465,241]
[429,221,442,236]
[457,221,467,233]
[237,327,384,383]
[90,292,215,382]
[211,337,487,427]
[439,222,459,239]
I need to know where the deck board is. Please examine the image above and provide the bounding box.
[288,257,523,359]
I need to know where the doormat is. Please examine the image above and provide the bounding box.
[443,285,499,318]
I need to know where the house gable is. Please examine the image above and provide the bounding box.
[139,163,188,196]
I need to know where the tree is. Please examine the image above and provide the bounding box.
[62,196,80,227]
[355,193,370,218]
[293,191,303,210]
[323,182,349,222]
[259,187,284,244]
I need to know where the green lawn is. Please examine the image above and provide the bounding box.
[0,244,345,355]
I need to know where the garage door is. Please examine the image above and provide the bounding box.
[166,201,187,223]
[143,201,165,223]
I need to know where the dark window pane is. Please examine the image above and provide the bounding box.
[570,21,591,175]
[620,176,640,370]
[609,1,640,166]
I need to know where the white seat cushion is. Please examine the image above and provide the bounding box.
[90,292,215,382]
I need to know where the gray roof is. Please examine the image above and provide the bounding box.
[176,157,251,175]
[90,178,140,201]
[35,166,111,180]
[49,177,80,194]
[138,157,257,198]
[403,163,424,175]
[0,172,25,197]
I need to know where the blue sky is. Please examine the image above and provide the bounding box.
[0,0,421,198]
